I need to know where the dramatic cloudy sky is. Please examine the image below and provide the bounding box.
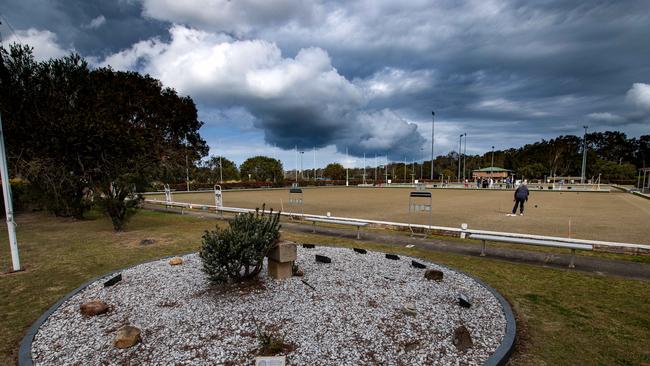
[1,0,649,168]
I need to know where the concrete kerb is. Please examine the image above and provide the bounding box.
[17,250,515,366]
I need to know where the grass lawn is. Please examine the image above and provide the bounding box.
[1,210,649,365]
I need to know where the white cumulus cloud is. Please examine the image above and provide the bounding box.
[4,28,70,61]
[626,83,650,113]
[99,25,425,158]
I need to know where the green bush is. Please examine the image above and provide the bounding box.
[199,206,281,283]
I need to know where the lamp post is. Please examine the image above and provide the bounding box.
[491,145,495,184]
[219,156,224,183]
[300,151,304,179]
[430,111,435,180]
[458,134,463,182]
[581,125,588,184]
[420,147,424,179]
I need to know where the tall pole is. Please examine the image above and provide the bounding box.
[430,111,435,180]
[185,153,190,191]
[420,147,424,179]
[313,146,316,180]
[404,156,407,182]
[300,151,304,179]
[581,125,588,184]
[219,155,223,183]
[463,133,467,181]
[457,135,461,182]
[375,154,377,182]
[295,145,298,182]
[345,146,350,187]
[0,114,20,271]
[363,153,366,184]
[491,145,495,182]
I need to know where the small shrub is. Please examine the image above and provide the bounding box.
[256,326,286,356]
[199,205,280,283]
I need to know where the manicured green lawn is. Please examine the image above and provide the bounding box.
[0,210,648,365]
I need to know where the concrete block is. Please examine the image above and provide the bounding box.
[267,241,297,263]
[268,259,293,279]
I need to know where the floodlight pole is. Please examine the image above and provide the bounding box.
[462,133,467,181]
[0,114,20,271]
[313,146,316,180]
[219,155,223,183]
[363,153,366,184]
[300,151,304,179]
[458,134,463,182]
[581,125,588,184]
[345,146,350,187]
[430,111,435,180]
[491,145,495,182]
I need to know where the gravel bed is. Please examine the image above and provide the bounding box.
[31,246,507,365]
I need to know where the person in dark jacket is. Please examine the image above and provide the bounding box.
[511,183,529,216]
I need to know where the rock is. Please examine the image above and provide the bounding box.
[385,254,400,260]
[113,325,141,349]
[424,269,443,281]
[452,325,473,351]
[139,239,155,246]
[169,257,183,265]
[458,294,472,308]
[315,255,331,263]
[79,300,108,316]
[411,260,426,269]
[104,274,122,287]
[402,303,417,316]
[292,267,304,277]
[353,248,367,254]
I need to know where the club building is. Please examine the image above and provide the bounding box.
[472,167,511,179]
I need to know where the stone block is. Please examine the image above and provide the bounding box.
[267,242,297,263]
[268,259,293,279]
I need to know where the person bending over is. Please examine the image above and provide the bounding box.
[511,182,529,216]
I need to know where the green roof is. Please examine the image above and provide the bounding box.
[473,167,511,172]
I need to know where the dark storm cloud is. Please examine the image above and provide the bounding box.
[2,0,649,158]
[1,0,169,56]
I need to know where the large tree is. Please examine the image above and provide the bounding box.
[322,163,345,180]
[204,155,240,182]
[0,44,208,229]
[240,156,283,182]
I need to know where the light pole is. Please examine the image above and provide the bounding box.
[581,125,588,184]
[458,134,463,182]
[295,145,298,182]
[430,111,435,180]
[420,147,424,179]
[363,153,366,184]
[345,147,349,186]
[219,156,223,183]
[313,146,316,180]
[462,133,467,181]
[491,145,495,183]
[300,151,304,179]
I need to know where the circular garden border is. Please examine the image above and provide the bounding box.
[19,250,516,365]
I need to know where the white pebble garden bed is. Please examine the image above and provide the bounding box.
[31,246,508,365]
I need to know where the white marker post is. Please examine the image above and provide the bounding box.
[0,114,20,271]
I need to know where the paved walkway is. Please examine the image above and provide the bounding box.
[144,204,650,281]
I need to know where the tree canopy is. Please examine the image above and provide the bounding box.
[322,163,345,180]
[239,156,283,182]
[0,43,207,228]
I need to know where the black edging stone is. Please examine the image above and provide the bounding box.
[19,250,515,366]
[18,252,195,366]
